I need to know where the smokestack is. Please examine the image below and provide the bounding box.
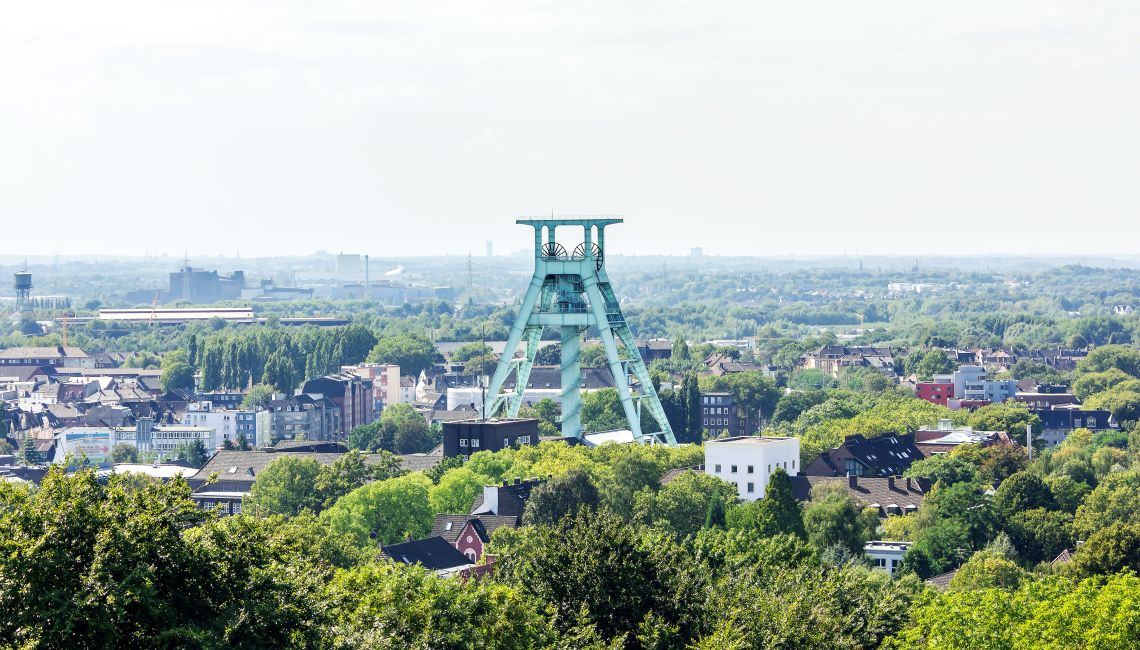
[364,255,371,300]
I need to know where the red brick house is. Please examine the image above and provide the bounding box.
[431,514,518,562]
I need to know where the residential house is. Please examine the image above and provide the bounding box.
[185,447,441,515]
[470,477,547,518]
[431,514,518,562]
[802,345,897,379]
[804,433,923,478]
[0,346,92,368]
[634,339,673,363]
[1031,407,1115,447]
[789,475,931,518]
[382,536,479,577]
[705,353,768,377]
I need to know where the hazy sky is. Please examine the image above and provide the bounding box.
[2,2,1138,258]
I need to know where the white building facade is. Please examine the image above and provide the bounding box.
[182,401,260,447]
[864,541,911,576]
[704,436,801,501]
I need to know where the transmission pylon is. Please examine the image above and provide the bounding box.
[481,217,677,445]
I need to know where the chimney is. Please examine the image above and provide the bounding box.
[905,477,912,490]
[887,476,895,490]
[848,475,857,488]
[514,477,521,485]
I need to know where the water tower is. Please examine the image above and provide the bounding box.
[482,217,676,445]
[13,266,32,319]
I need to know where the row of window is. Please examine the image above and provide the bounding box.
[459,435,533,449]
[703,407,731,415]
[704,418,730,427]
[714,460,795,474]
[702,396,727,405]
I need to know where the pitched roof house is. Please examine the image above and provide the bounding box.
[789,474,931,518]
[803,433,923,478]
[382,536,475,574]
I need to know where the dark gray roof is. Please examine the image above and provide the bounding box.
[926,569,958,589]
[398,453,443,472]
[0,346,88,359]
[382,536,471,571]
[502,366,615,390]
[804,433,922,478]
[789,475,931,518]
[660,466,701,485]
[271,440,349,453]
[428,409,479,423]
[0,365,55,381]
[431,514,518,543]
[190,449,434,485]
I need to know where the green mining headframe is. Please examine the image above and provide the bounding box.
[481,217,677,446]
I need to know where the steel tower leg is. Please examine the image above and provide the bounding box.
[582,278,642,436]
[484,274,543,418]
[596,273,676,444]
[560,325,582,438]
[506,327,541,417]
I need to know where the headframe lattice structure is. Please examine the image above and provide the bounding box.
[481,217,677,445]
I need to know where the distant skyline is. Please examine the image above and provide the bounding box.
[2,2,1138,257]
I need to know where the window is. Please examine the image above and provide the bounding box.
[714,464,722,473]
[460,439,468,447]
[730,465,738,473]
[471,439,480,448]
[747,465,754,474]
[746,482,754,493]
[232,501,242,514]
[875,558,886,568]
[767,464,771,475]
[703,408,708,415]
[462,454,469,461]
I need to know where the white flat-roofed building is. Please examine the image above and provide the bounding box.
[98,307,254,324]
[704,436,800,501]
[864,541,911,576]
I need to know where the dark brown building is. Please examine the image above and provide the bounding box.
[442,418,539,460]
[302,373,374,439]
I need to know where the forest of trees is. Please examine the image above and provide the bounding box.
[5,426,1140,648]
